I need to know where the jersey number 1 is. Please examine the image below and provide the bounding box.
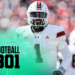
[34,44,43,63]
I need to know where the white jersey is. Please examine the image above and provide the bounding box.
[13,24,67,75]
[65,45,75,75]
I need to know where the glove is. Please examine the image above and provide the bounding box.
[53,70,63,75]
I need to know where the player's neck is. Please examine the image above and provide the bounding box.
[31,26,44,33]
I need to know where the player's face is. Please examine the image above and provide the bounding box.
[30,12,47,29]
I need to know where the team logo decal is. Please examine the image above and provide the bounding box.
[35,35,41,38]
[35,36,39,38]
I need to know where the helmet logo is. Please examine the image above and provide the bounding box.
[37,1,41,10]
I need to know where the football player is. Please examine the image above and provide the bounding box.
[14,1,72,75]
[65,29,75,75]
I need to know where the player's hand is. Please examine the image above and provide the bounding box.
[52,70,63,75]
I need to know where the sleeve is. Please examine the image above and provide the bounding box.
[57,26,67,50]
[59,46,72,70]
[56,26,72,71]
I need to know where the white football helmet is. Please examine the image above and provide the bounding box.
[26,1,50,29]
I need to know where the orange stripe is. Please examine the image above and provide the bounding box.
[35,24,37,28]
[57,31,65,34]
[38,1,40,8]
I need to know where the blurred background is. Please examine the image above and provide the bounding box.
[0,0,75,44]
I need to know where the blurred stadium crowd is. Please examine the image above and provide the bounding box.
[0,0,75,44]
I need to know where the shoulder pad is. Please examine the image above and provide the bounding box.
[50,25,66,40]
[14,26,26,37]
[14,27,20,38]
[14,25,30,38]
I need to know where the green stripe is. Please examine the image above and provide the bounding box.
[40,1,41,8]
[37,1,38,8]
[15,32,19,38]
[57,32,65,37]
